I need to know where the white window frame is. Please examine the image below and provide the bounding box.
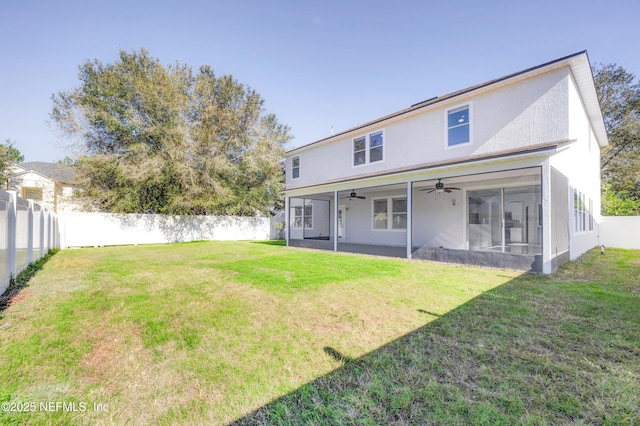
[445,102,472,149]
[574,189,587,233]
[391,197,407,230]
[292,156,300,180]
[22,187,43,201]
[353,136,367,167]
[353,129,385,167]
[581,192,586,232]
[293,205,303,229]
[293,203,313,230]
[371,196,407,231]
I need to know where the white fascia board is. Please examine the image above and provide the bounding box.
[566,54,609,147]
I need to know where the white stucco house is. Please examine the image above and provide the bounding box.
[8,162,79,213]
[283,51,607,274]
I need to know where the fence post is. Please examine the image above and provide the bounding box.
[7,191,17,280]
[39,206,45,258]
[27,200,34,264]
[51,213,56,250]
[45,210,50,252]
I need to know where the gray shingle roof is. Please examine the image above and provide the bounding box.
[18,162,76,184]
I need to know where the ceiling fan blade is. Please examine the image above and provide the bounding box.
[446,187,461,191]
[356,195,366,199]
[420,188,436,193]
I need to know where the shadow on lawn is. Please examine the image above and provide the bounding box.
[232,250,640,425]
[0,250,58,314]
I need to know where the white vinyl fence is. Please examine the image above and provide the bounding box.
[59,212,272,248]
[0,191,59,295]
[599,216,640,250]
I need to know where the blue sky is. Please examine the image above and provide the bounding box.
[2,0,639,162]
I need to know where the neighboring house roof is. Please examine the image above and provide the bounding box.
[287,50,608,155]
[16,162,76,184]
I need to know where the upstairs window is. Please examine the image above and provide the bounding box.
[369,131,383,162]
[353,130,384,166]
[354,137,366,166]
[292,156,300,179]
[447,105,470,147]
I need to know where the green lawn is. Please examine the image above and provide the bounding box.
[0,242,638,425]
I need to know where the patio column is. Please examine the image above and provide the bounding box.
[284,196,290,246]
[541,161,552,274]
[334,191,339,252]
[406,181,413,259]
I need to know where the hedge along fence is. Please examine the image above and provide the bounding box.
[0,191,59,296]
[58,212,273,249]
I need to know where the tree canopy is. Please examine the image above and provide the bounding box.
[593,63,640,215]
[50,48,290,215]
[0,139,25,182]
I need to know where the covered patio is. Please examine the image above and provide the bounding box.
[285,165,561,273]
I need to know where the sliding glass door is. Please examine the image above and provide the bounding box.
[468,185,541,255]
[468,189,502,250]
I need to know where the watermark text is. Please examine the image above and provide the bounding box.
[1,401,109,413]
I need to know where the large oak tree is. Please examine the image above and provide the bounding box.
[593,63,640,215]
[51,49,290,215]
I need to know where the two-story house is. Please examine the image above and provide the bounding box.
[283,51,607,274]
[8,161,79,213]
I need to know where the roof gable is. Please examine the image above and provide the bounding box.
[287,51,608,155]
[17,162,76,184]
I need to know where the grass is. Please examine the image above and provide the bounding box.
[0,242,638,425]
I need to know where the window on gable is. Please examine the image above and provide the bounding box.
[292,156,300,179]
[447,105,470,146]
[22,187,43,201]
[353,130,384,166]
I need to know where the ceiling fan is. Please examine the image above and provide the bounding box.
[420,179,461,194]
[341,190,366,200]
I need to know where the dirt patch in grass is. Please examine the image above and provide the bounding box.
[79,321,146,384]
[5,288,34,308]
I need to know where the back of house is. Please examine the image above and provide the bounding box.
[283,51,607,273]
